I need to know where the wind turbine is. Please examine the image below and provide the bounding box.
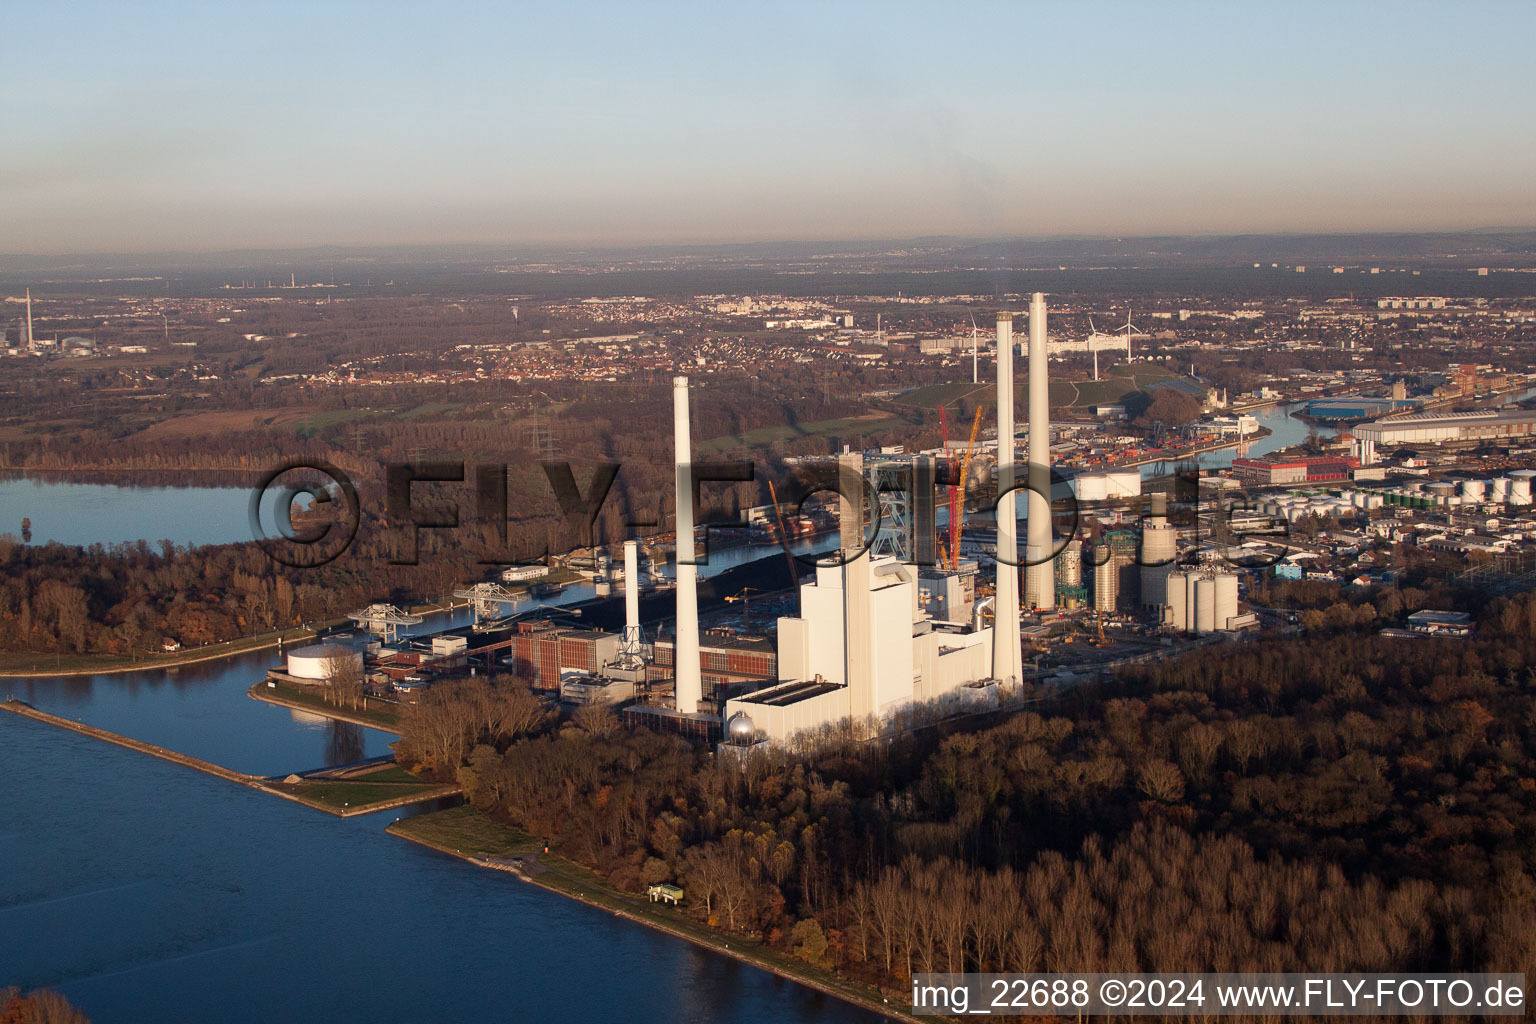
[1116,308,1141,363]
[1088,316,1100,381]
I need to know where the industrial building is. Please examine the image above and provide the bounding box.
[1092,530,1138,612]
[722,554,995,742]
[1163,570,1243,634]
[1231,455,1359,485]
[720,297,1065,746]
[1068,468,1142,501]
[1353,410,1536,465]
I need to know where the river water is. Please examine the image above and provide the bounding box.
[2,633,886,1024]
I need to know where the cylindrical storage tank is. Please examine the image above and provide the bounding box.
[1194,578,1217,634]
[1427,481,1455,497]
[1447,496,1463,506]
[286,642,363,681]
[1512,480,1533,505]
[1461,480,1486,502]
[1215,573,1239,631]
[1492,477,1511,500]
[1165,572,1189,631]
[1367,495,1383,508]
[1510,469,1536,481]
[1058,537,1083,587]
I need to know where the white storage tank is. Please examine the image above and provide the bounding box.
[1165,572,1189,631]
[1215,573,1239,631]
[1461,480,1486,502]
[286,643,363,681]
[1492,477,1512,501]
[1512,480,1533,506]
[1194,578,1217,634]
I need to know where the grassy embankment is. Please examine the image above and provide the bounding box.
[389,806,914,1022]
[267,763,456,814]
[250,680,402,732]
[0,621,343,677]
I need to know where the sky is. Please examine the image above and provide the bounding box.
[4,0,1535,253]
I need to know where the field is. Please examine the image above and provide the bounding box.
[697,412,910,453]
[135,407,322,440]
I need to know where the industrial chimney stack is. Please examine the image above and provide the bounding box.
[621,539,643,667]
[1025,292,1056,611]
[672,377,703,714]
[991,313,1023,686]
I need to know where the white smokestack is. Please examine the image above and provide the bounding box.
[25,289,33,349]
[1025,292,1055,611]
[623,539,641,658]
[992,313,1022,686]
[672,376,703,714]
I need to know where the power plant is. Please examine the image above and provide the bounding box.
[297,293,1267,750]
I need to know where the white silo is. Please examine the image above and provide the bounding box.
[1058,536,1083,587]
[1215,573,1239,631]
[1510,470,1536,506]
[1165,571,1189,631]
[1194,577,1217,634]
[1140,493,1177,608]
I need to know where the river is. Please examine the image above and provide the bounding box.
[2,638,886,1024]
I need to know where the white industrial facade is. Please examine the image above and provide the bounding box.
[1353,410,1536,465]
[724,555,994,744]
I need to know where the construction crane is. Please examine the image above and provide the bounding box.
[952,406,984,569]
[938,404,958,568]
[724,587,762,628]
[766,479,801,609]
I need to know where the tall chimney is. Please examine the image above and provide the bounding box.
[837,451,864,551]
[24,289,33,349]
[991,313,1022,685]
[1025,292,1056,611]
[672,376,702,714]
[622,539,642,663]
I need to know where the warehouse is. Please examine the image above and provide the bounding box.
[1353,410,1536,465]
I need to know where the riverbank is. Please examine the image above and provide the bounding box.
[0,620,345,678]
[0,699,450,817]
[388,806,916,1024]
[248,680,403,733]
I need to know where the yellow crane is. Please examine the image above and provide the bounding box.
[724,587,762,628]
[951,406,984,569]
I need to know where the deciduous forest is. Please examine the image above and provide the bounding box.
[397,592,1536,991]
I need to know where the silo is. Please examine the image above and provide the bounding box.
[1194,577,1217,634]
[1140,493,1177,608]
[1215,574,1239,631]
[1165,571,1189,631]
[1093,543,1117,612]
[1057,536,1083,587]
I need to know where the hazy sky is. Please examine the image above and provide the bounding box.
[5,0,1535,253]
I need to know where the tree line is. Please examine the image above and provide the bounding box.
[391,589,1536,994]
